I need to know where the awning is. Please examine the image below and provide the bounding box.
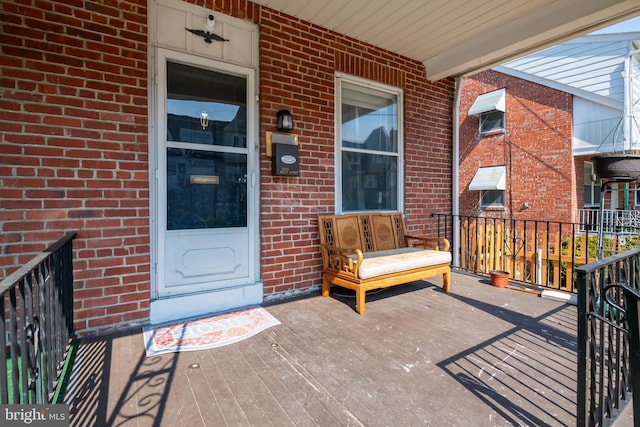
[468,89,506,116]
[469,166,506,191]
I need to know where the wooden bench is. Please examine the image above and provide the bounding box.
[318,212,451,314]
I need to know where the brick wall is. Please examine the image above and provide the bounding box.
[257,7,453,297]
[459,70,575,223]
[1,0,453,335]
[1,0,150,334]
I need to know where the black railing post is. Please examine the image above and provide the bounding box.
[577,266,589,426]
[622,285,640,427]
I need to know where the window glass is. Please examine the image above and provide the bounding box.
[166,149,247,230]
[339,79,401,212]
[480,190,505,208]
[341,151,398,211]
[341,83,398,153]
[480,110,505,133]
[583,162,601,206]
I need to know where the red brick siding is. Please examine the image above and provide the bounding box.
[1,0,150,334]
[1,0,453,335]
[257,8,453,296]
[459,71,575,223]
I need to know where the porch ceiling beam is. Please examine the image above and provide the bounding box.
[424,0,640,81]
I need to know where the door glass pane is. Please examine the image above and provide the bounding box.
[167,61,246,148]
[167,149,247,230]
[341,151,397,211]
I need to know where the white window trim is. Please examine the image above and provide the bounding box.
[334,73,404,213]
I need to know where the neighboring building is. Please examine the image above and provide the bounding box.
[459,33,640,224]
[459,71,574,223]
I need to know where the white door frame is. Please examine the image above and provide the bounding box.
[149,47,261,324]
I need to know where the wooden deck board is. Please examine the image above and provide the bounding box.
[66,272,578,426]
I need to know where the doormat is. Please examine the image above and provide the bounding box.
[142,306,280,357]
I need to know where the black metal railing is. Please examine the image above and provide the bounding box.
[576,248,640,426]
[0,232,76,404]
[430,214,640,293]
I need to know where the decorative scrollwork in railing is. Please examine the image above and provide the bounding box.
[25,316,41,394]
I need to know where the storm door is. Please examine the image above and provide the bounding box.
[155,50,257,297]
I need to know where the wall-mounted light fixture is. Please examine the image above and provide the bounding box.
[277,110,294,131]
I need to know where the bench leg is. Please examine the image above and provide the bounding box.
[442,270,451,292]
[322,275,331,297]
[356,287,366,314]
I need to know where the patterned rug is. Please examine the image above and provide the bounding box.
[142,306,280,357]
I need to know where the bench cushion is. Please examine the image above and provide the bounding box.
[350,247,452,280]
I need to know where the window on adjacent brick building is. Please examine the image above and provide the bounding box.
[336,75,403,212]
[584,161,601,207]
[480,190,506,208]
[479,110,505,133]
[469,165,506,209]
[469,88,506,134]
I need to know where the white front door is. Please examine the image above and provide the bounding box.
[153,49,259,320]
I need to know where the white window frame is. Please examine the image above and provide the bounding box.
[584,161,601,207]
[335,73,404,213]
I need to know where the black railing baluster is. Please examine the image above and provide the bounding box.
[8,288,19,404]
[0,300,7,404]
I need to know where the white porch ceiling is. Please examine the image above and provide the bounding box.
[252,0,640,81]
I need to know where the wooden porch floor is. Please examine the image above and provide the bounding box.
[64,272,578,426]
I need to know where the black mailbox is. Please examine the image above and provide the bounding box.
[272,142,300,176]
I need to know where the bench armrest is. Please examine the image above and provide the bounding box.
[404,235,450,252]
[321,243,363,278]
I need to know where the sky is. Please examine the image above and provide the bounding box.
[591,16,640,34]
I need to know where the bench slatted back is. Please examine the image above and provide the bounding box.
[319,212,408,253]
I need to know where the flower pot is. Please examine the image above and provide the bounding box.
[591,154,640,181]
[489,270,509,288]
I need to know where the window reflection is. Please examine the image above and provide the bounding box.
[341,152,397,211]
[166,62,246,148]
[165,61,248,230]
